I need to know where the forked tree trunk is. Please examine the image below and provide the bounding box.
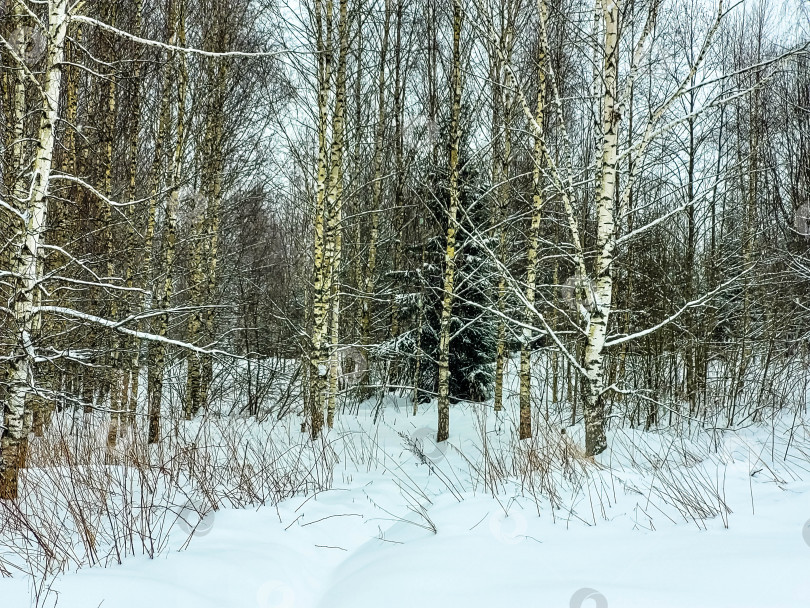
[102,5,122,448]
[734,37,762,417]
[489,16,511,414]
[118,1,146,437]
[199,48,228,415]
[412,0,437,416]
[1,0,70,500]
[121,10,142,436]
[519,0,547,440]
[9,4,44,440]
[185,19,230,420]
[148,0,186,444]
[388,0,404,387]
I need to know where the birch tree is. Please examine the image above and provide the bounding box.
[359,0,392,379]
[185,2,231,420]
[324,0,349,428]
[484,0,518,416]
[436,0,463,443]
[0,0,70,499]
[147,0,187,444]
[309,0,350,437]
[518,0,546,440]
[471,0,787,455]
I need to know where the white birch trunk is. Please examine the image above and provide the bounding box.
[308,0,334,438]
[583,0,620,457]
[437,0,463,443]
[1,0,70,499]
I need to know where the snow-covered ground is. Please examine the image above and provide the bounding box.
[2,387,810,608]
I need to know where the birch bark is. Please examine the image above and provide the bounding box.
[437,0,463,443]
[325,0,349,427]
[120,0,143,438]
[308,0,334,438]
[583,0,620,456]
[359,0,391,385]
[519,0,547,440]
[148,0,186,444]
[185,18,229,420]
[0,0,70,499]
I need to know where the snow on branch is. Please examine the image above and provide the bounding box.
[71,15,298,59]
[603,269,754,348]
[34,306,240,358]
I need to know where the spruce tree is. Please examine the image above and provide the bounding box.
[401,113,497,403]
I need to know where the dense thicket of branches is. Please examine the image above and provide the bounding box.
[0,0,808,498]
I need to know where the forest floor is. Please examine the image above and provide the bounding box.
[2,387,810,608]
